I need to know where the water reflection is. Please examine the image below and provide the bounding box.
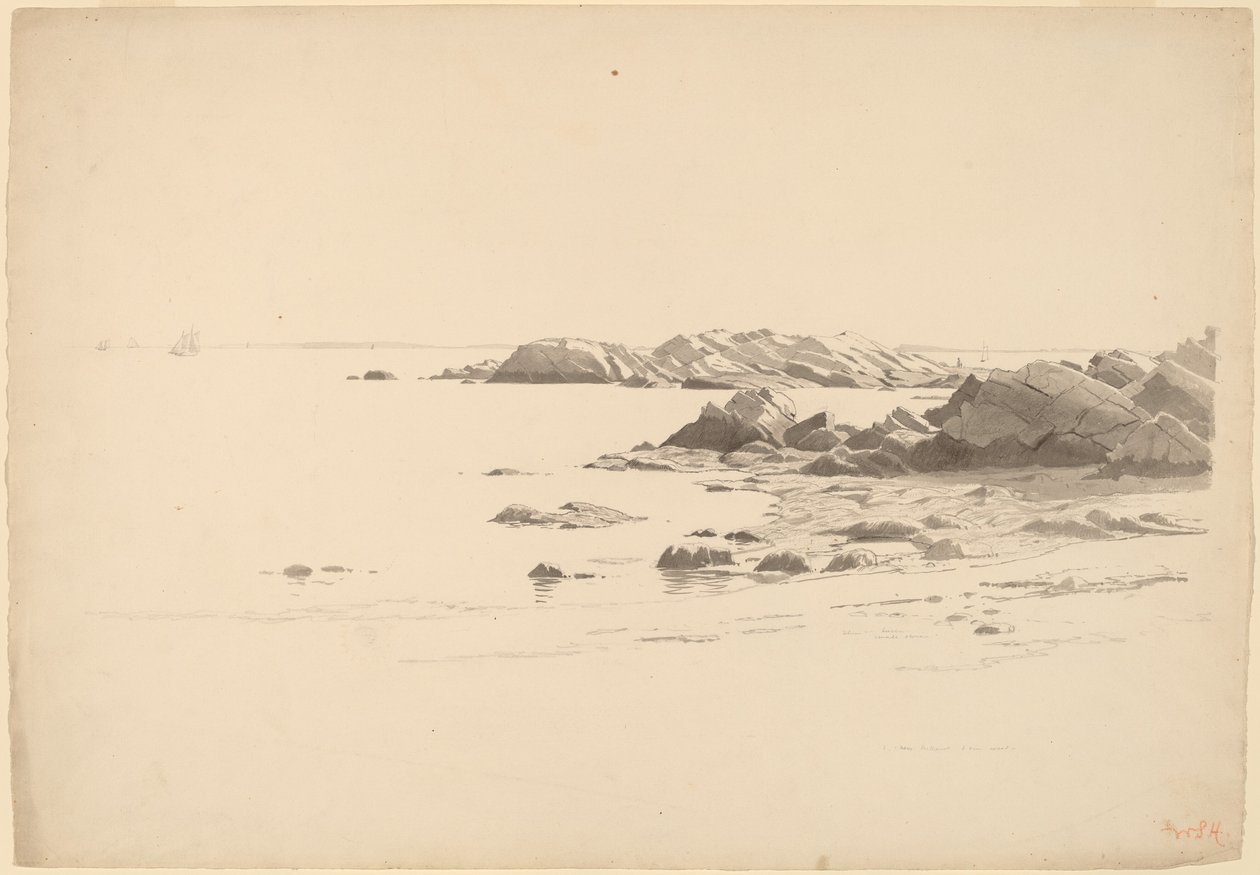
[531,578,561,604]
[659,569,736,597]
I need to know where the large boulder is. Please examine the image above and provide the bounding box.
[657,544,735,570]
[823,549,878,571]
[753,550,812,575]
[1125,360,1214,439]
[362,370,397,380]
[662,388,797,452]
[1095,413,1211,479]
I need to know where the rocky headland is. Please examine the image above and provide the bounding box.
[444,328,960,389]
[583,329,1218,583]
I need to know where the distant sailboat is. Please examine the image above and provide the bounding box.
[980,342,989,363]
[127,337,140,348]
[169,326,200,357]
[95,339,110,351]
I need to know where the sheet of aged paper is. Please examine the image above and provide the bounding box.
[5,4,1255,870]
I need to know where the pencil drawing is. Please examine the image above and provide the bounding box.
[7,4,1251,869]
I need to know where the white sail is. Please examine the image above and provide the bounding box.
[169,326,199,356]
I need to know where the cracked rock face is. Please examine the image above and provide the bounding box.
[662,388,798,453]
[940,362,1146,459]
[1096,412,1211,479]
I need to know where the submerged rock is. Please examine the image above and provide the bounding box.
[753,550,812,575]
[974,623,1015,636]
[823,549,877,572]
[362,370,397,380]
[491,502,643,528]
[283,564,313,579]
[1084,509,1175,534]
[657,544,735,570]
[1021,518,1113,540]
[688,528,718,538]
[724,530,763,543]
[835,518,922,539]
[484,468,524,476]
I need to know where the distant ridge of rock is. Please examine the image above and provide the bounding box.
[429,359,501,380]
[483,329,951,389]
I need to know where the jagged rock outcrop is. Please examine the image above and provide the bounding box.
[429,359,502,380]
[844,406,937,451]
[1094,413,1211,479]
[662,388,797,452]
[484,329,950,389]
[1124,360,1214,439]
[527,562,567,579]
[1085,349,1157,389]
[912,362,1148,470]
[783,411,835,447]
[1158,327,1219,380]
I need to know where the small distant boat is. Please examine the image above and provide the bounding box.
[95,339,110,351]
[127,337,140,348]
[169,326,200,357]
[980,342,989,363]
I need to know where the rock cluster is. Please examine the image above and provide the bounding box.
[606,328,1218,481]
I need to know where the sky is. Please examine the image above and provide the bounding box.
[8,5,1253,350]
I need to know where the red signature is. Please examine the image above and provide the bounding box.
[1162,820,1228,847]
